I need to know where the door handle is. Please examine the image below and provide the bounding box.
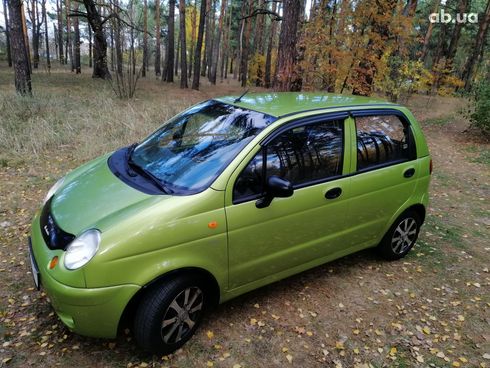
[325,187,342,200]
[404,168,415,178]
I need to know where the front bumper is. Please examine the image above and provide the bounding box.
[30,211,140,338]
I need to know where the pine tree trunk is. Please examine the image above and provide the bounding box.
[239,0,253,87]
[155,0,161,76]
[114,0,123,75]
[21,1,32,73]
[188,1,197,79]
[274,0,302,91]
[3,0,12,67]
[201,0,212,76]
[206,0,217,79]
[420,0,439,63]
[142,0,148,77]
[73,3,81,73]
[446,0,469,62]
[175,30,180,75]
[264,1,277,88]
[192,0,207,90]
[179,0,188,88]
[53,24,58,61]
[209,0,226,84]
[56,0,63,64]
[88,24,92,68]
[253,0,265,54]
[30,0,40,69]
[220,4,232,81]
[462,0,490,90]
[164,0,175,82]
[82,0,111,79]
[42,0,50,70]
[110,15,114,71]
[66,0,74,70]
[8,0,32,95]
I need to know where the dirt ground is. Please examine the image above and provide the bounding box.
[0,70,489,368]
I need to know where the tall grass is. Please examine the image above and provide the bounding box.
[0,70,203,161]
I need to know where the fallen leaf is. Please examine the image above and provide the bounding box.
[286,354,293,363]
[206,330,214,339]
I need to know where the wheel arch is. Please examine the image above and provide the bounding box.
[405,203,426,223]
[118,267,221,333]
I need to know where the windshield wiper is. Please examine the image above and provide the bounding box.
[127,152,172,194]
[125,143,138,177]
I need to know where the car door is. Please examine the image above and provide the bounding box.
[345,109,420,248]
[224,113,353,290]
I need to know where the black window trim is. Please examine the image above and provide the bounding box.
[352,109,417,174]
[232,111,349,205]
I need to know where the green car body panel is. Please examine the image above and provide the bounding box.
[30,93,431,339]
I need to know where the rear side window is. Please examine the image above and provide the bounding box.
[355,115,412,170]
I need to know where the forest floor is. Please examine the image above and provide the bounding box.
[0,66,489,368]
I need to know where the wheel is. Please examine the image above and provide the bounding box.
[134,275,207,354]
[378,210,421,260]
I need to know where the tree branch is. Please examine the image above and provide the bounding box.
[239,8,282,21]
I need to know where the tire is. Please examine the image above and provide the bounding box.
[378,210,421,260]
[134,275,207,355]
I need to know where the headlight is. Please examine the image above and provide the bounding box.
[64,229,101,270]
[43,177,65,205]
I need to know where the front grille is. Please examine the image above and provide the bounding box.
[40,197,75,250]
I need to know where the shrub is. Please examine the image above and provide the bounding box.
[469,82,490,136]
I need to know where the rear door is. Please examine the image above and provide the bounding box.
[345,109,419,249]
[225,113,353,289]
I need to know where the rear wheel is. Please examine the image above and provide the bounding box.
[134,275,207,354]
[378,210,421,260]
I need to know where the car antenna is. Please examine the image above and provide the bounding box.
[234,89,250,103]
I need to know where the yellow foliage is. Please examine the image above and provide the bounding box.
[248,53,266,86]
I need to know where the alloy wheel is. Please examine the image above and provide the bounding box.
[391,217,418,254]
[160,286,203,344]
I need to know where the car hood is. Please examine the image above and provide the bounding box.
[51,155,159,235]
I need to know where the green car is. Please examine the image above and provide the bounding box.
[29,93,431,354]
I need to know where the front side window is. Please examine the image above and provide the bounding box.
[356,114,412,171]
[233,119,344,202]
[131,100,275,194]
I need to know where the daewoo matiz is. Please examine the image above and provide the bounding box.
[29,93,431,353]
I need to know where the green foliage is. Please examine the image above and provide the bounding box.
[469,81,490,135]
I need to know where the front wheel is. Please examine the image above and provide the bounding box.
[134,275,207,354]
[378,210,421,260]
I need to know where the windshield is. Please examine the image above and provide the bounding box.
[131,100,276,194]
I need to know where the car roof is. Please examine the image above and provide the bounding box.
[215,92,398,118]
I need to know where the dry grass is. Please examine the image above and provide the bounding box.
[0,65,249,161]
[0,64,489,368]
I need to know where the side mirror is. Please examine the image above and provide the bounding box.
[256,176,294,208]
